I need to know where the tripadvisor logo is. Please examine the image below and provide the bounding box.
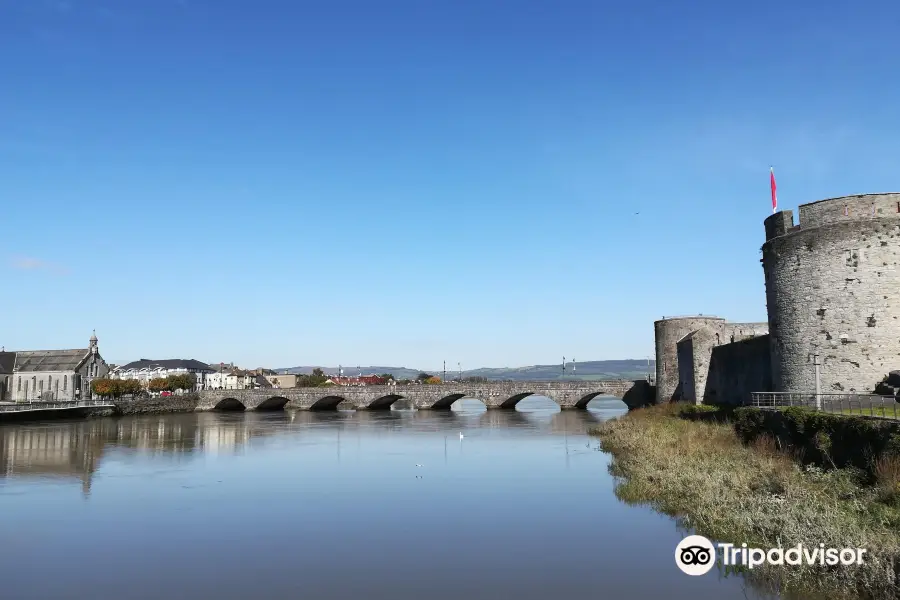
[675,535,716,576]
[675,535,868,575]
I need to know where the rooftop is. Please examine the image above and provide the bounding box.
[13,349,90,372]
[117,358,214,372]
[655,315,725,323]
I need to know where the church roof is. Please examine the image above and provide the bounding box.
[13,349,90,372]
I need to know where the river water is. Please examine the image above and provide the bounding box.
[0,397,778,600]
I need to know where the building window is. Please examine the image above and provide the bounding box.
[39,380,43,392]
[48,375,52,388]
[63,375,68,391]
[17,376,21,391]
[32,376,36,390]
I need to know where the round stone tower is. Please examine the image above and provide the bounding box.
[763,193,900,393]
[654,316,726,403]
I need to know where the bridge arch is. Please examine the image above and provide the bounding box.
[574,392,612,409]
[367,394,405,410]
[214,398,246,411]
[430,393,467,410]
[257,396,290,411]
[498,392,536,409]
[309,395,345,411]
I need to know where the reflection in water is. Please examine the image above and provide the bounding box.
[0,397,780,600]
[0,399,611,501]
[0,397,618,493]
[0,422,104,495]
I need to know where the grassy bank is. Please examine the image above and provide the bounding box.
[593,403,900,599]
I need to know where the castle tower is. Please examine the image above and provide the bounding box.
[89,330,98,355]
[654,316,726,403]
[762,193,900,393]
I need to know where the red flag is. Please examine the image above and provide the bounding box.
[770,167,778,213]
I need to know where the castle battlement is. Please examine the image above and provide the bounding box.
[765,193,900,241]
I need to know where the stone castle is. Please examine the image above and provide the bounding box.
[655,193,900,404]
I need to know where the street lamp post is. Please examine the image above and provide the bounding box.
[814,353,822,411]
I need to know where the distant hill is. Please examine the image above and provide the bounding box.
[275,360,654,382]
[275,365,425,380]
[463,360,654,381]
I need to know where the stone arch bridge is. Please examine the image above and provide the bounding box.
[198,380,652,411]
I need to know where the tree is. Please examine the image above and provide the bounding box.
[149,378,169,393]
[416,373,432,382]
[119,379,143,397]
[379,373,395,381]
[91,378,144,399]
[424,376,441,384]
[171,373,197,391]
[91,378,116,398]
[297,371,328,387]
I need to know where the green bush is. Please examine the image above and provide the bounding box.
[888,434,900,456]
[732,407,900,476]
[680,403,720,414]
[678,403,735,422]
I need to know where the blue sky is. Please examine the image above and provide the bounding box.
[2,0,899,369]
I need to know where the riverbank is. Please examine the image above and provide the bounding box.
[593,403,900,599]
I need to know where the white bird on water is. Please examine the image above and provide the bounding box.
[459,432,464,440]
[415,464,423,468]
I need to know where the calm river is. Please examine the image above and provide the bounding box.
[0,397,778,599]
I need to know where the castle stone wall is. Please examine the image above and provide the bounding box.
[707,335,772,405]
[727,322,769,342]
[655,317,726,402]
[763,194,900,393]
[799,193,900,230]
[676,335,695,402]
[676,327,721,404]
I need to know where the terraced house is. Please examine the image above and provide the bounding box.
[111,358,214,391]
[5,332,110,402]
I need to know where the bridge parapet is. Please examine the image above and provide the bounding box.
[198,380,648,411]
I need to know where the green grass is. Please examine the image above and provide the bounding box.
[836,407,900,420]
[592,404,900,599]
[764,404,899,420]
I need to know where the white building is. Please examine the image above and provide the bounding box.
[111,359,214,391]
[7,332,110,402]
[265,373,298,389]
[206,369,271,390]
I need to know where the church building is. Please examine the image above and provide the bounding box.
[4,332,110,402]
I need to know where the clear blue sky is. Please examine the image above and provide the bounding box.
[2,0,898,369]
